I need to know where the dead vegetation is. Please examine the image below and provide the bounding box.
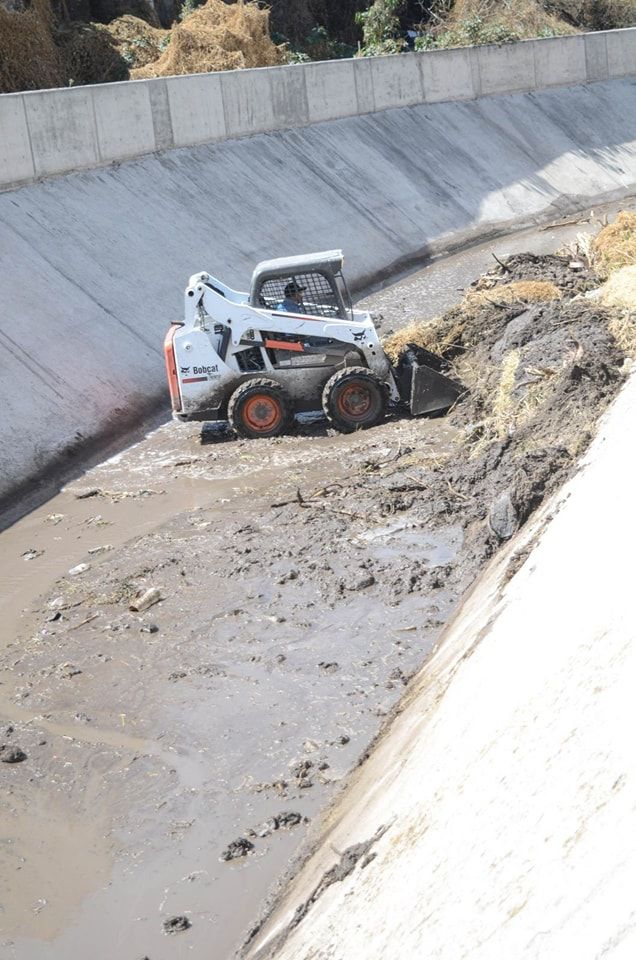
[104,14,168,70]
[133,0,284,78]
[418,0,636,48]
[0,0,64,92]
[0,0,284,92]
[592,211,636,278]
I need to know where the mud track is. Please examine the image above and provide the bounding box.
[0,205,632,960]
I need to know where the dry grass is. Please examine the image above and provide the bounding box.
[447,0,635,33]
[382,314,464,365]
[105,15,168,69]
[382,280,561,365]
[439,0,579,37]
[56,22,130,84]
[0,0,63,93]
[598,265,636,310]
[490,349,519,439]
[463,280,562,307]
[608,311,636,358]
[592,211,636,278]
[133,0,284,78]
[597,265,636,357]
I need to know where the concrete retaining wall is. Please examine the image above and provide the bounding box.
[1,28,635,190]
[247,369,636,960]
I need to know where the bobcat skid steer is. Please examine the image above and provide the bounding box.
[164,250,463,438]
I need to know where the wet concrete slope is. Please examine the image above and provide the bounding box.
[1,76,635,509]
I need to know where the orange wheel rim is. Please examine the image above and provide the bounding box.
[337,383,373,420]
[243,394,282,432]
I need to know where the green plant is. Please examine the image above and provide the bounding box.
[355,0,406,56]
[415,14,543,49]
[179,0,205,22]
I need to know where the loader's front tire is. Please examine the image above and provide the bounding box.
[322,366,387,434]
[228,378,293,439]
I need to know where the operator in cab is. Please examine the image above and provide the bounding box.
[277,280,306,313]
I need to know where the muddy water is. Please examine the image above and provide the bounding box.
[1,202,631,960]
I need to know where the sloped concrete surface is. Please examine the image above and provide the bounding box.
[0,79,635,507]
[248,371,636,960]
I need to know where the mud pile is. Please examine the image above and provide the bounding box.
[379,241,632,569]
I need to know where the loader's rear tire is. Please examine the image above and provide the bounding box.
[228,379,292,439]
[322,366,387,434]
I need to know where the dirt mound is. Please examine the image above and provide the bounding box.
[376,236,629,569]
[133,0,285,78]
[382,255,597,364]
[592,211,636,278]
[452,297,621,445]
[0,0,64,93]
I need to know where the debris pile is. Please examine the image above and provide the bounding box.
[130,0,285,78]
[592,210,636,278]
[0,0,63,92]
[0,0,283,92]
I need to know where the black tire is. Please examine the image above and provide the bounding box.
[228,378,293,439]
[322,366,387,434]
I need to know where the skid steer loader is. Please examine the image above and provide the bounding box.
[164,250,462,438]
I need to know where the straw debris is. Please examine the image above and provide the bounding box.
[104,15,168,70]
[463,280,562,307]
[491,349,520,439]
[0,0,64,93]
[592,211,636,278]
[133,0,285,78]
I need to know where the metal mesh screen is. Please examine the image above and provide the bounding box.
[258,272,341,318]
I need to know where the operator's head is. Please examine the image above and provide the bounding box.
[285,280,305,303]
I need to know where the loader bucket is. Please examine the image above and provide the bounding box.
[396,346,465,416]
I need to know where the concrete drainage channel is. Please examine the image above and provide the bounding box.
[1,202,635,959]
[0,31,635,960]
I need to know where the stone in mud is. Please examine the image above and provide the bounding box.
[489,490,519,541]
[274,811,303,828]
[290,759,313,779]
[318,661,339,672]
[59,663,82,679]
[345,574,375,591]
[250,811,304,837]
[0,745,27,763]
[221,837,254,861]
[163,915,191,933]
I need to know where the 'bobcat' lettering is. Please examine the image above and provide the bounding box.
[193,365,218,375]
